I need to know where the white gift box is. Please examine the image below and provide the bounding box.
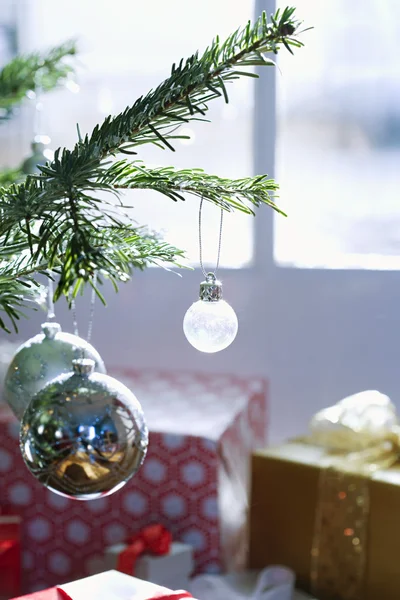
[11,570,179,600]
[100,541,193,591]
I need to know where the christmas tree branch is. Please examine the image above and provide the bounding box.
[0,40,77,120]
[0,204,186,315]
[0,228,184,332]
[87,6,302,157]
[105,161,282,216]
[1,158,280,304]
[0,167,22,187]
[38,7,303,191]
[0,252,47,333]
[0,278,37,333]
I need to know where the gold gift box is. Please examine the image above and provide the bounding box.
[249,442,400,600]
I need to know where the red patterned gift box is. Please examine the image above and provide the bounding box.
[0,370,267,594]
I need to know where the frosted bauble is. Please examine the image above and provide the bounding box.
[183,299,238,353]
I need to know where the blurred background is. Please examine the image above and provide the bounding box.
[1,0,400,441]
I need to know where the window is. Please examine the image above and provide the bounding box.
[0,1,17,67]
[275,0,400,269]
[0,1,18,160]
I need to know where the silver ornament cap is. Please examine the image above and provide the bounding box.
[199,272,222,302]
[42,321,61,339]
[72,358,95,376]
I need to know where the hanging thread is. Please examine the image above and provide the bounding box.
[47,274,55,320]
[71,272,97,343]
[198,197,224,278]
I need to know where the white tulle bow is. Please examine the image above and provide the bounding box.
[189,566,295,600]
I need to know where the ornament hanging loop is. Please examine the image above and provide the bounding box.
[198,197,224,301]
[47,273,55,320]
[198,196,224,279]
[71,271,98,344]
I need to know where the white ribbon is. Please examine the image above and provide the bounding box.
[189,566,295,600]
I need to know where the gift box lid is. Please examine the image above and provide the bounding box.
[12,571,171,600]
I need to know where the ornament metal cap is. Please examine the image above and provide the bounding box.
[199,272,222,302]
[72,358,95,376]
[41,322,61,339]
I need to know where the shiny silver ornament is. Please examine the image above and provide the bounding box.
[20,358,148,500]
[4,322,106,420]
[22,134,54,175]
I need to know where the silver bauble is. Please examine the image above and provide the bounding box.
[20,358,148,500]
[0,339,22,395]
[4,322,106,420]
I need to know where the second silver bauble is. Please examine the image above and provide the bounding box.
[4,322,106,420]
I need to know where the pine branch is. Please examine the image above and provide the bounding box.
[38,8,303,190]
[0,192,186,307]
[0,217,185,332]
[0,167,23,187]
[0,270,46,333]
[0,159,281,303]
[0,40,77,120]
[0,279,32,333]
[104,160,282,216]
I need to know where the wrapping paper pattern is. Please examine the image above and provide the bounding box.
[0,370,267,593]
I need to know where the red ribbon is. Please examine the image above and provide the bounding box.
[0,538,17,555]
[116,524,172,575]
[10,588,72,600]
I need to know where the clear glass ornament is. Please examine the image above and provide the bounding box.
[20,358,148,500]
[4,322,106,420]
[183,273,238,353]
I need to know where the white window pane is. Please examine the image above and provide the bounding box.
[275,0,400,269]
[0,0,17,66]
[22,0,256,268]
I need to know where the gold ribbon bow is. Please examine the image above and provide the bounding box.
[304,391,400,600]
